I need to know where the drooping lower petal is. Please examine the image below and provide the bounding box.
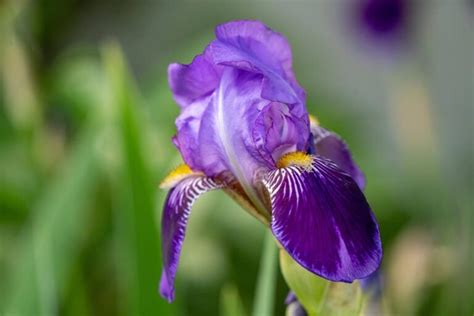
[159,173,223,302]
[311,123,366,190]
[263,155,382,282]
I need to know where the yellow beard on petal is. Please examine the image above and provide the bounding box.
[276,151,313,170]
[159,164,196,189]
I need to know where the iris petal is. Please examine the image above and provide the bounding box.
[168,50,222,108]
[197,69,267,178]
[253,102,309,167]
[210,20,305,105]
[263,156,382,282]
[312,125,366,190]
[173,96,213,171]
[159,174,223,302]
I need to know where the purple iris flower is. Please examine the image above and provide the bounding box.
[353,0,409,43]
[159,20,382,302]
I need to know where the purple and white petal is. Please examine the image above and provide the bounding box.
[159,175,223,302]
[312,125,366,190]
[263,156,382,282]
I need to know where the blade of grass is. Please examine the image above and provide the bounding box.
[220,284,247,316]
[102,43,173,316]
[3,123,100,315]
[252,231,277,316]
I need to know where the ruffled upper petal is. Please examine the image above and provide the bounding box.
[168,50,222,108]
[213,20,293,77]
[209,20,306,106]
[159,173,223,302]
[263,155,382,282]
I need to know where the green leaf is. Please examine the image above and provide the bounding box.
[3,123,100,315]
[220,284,247,316]
[280,249,366,316]
[102,42,173,316]
[252,232,278,316]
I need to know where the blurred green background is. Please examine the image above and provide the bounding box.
[0,0,472,315]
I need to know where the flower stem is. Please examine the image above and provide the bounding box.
[252,231,278,316]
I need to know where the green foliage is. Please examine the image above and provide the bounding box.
[280,250,365,316]
[252,232,278,316]
[220,284,247,316]
[102,43,174,316]
[4,123,100,315]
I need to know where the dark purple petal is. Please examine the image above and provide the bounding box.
[263,156,382,282]
[168,50,222,108]
[159,175,222,302]
[311,125,366,190]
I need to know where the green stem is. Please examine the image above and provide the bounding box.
[252,231,278,316]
